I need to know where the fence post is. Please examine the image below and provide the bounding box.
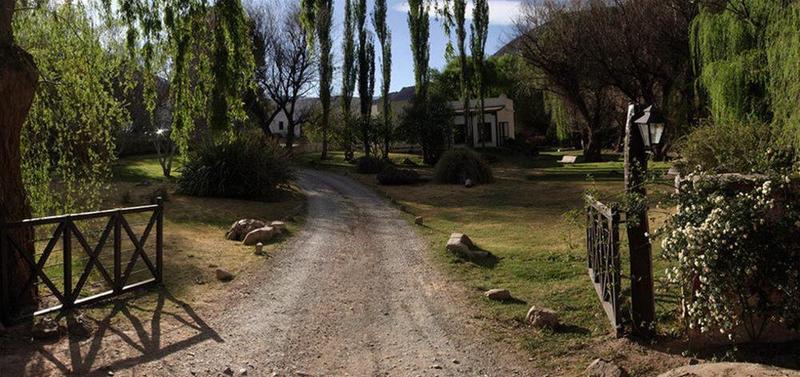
[155,197,164,285]
[63,218,73,309]
[0,222,9,324]
[114,211,122,293]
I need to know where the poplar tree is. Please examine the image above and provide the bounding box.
[341,0,358,160]
[471,0,489,148]
[300,0,334,160]
[373,0,393,158]
[356,0,375,156]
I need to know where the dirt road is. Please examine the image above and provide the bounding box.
[65,169,533,376]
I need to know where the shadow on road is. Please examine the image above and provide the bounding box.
[0,289,221,376]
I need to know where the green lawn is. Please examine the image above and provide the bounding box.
[112,154,182,182]
[297,148,686,376]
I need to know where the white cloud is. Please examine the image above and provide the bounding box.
[393,0,522,26]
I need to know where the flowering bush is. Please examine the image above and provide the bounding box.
[659,173,800,341]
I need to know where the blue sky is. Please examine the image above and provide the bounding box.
[330,0,522,93]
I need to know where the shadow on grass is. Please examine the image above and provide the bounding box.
[1,288,222,376]
[556,323,592,336]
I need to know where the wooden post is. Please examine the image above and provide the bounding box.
[155,197,164,285]
[63,218,73,308]
[114,212,122,293]
[624,103,655,337]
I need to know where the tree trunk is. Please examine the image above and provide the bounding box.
[0,43,39,317]
[582,127,603,162]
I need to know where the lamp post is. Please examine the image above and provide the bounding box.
[624,103,664,337]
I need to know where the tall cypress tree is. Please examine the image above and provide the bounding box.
[373,0,392,158]
[300,0,334,160]
[408,0,430,102]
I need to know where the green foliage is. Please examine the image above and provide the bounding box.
[373,0,392,157]
[692,1,800,152]
[178,134,293,199]
[341,0,358,160]
[377,166,419,186]
[355,155,385,174]
[434,148,494,185]
[659,174,800,340]
[16,4,127,216]
[397,91,452,165]
[680,120,796,174]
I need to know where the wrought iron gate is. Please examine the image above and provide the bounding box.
[586,197,623,336]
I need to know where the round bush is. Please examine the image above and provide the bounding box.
[177,136,293,199]
[355,155,385,174]
[377,166,420,185]
[434,148,494,184]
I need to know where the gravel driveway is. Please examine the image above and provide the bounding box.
[134,169,533,376]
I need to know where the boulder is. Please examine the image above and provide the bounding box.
[226,219,266,241]
[585,358,628,377]
[270,221,287,234]
[484,289,512,301]
[31,317,64,340]
[243,226,276,246]
[464,178,474,188]
[446,233,488,260]
[415,216,424,225]
[216,268,234,282]
[526,306,559,329]
[657,363,800,377]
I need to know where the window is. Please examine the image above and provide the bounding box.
[498,122,508,145]
[478,122,492,143]
[278,121,284,131]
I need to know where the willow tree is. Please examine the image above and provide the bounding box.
[471,0,489,148]
[341,0,357,160]
[300,0,333,160]
[373,0,392,158]
[692,0,800,149]
[0,0,253,316]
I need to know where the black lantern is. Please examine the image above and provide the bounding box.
[633,105,665,148]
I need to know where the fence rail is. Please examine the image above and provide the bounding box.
[586,196,623,337]
[0,199,164,324]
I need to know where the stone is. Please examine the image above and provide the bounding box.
[255,242,264,255]
[657,362,798,377]
[526,306,559,329]
[464,178,474,188]
[446,233,488,260]
[485,289,512,301]
[270,221,287,234]
[415,216,424,225]
[66,313,95,339]
[223,366,234,375]
[31,317,63,340]
[226,219,267,241]
[242,226,276,246]
[216,268,234,282]
[585,358,628,377]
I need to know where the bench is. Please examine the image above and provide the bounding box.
[558,155,578,164]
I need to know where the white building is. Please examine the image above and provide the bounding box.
[372,86,516,148]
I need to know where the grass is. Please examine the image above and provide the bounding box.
[112,154,183,182]
[297,148,686,376]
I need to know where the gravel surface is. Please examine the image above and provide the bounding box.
[131,169,534,376]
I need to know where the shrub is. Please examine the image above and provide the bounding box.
[503,137,540,157]
[680,120,796,174]
[658,173,800,341]
[178,136,293,199]
[355,155,385,174]
[377,166,419,185]
[434,148,494,184]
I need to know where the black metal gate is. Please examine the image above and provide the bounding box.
[0,199,164,324]
[586,197,623,336]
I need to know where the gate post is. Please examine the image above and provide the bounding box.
[155,197,164,285]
